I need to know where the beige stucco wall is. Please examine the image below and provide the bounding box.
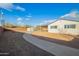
[48,20,79,35]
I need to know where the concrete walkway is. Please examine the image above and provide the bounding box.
[23,33,79,56]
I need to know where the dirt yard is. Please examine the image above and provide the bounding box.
[0,30,53,56]
[32,31,74,41]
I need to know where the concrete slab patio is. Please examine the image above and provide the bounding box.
[23,33,79,56]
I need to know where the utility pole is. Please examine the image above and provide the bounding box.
[0,10,5,28]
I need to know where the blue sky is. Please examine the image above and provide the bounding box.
[0,3,79,26]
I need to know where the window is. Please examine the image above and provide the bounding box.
[64,24,76,29]
[50,26,57,29]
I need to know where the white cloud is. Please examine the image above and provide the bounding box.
[17,17,23,21]
[16,6,26,11]
[0,3,26,12]
[17,17,31,22]
[18,21,22,24]
[25,18,30,21]
[27,15,32,17]
[16,17,30,25]
[24,14,32,21]
[43,20,55,23]
[0,3,14,11]
[60,14,70,18]
[39,19,56,25]
[18,21,24,26]
[26,13,32,18]
[16,17,24,25]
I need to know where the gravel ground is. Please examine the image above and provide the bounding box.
[32,31,74,41]
[0,31,53,56]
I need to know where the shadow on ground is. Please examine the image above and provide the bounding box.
[0,29,53,56]
[32,34,79,49]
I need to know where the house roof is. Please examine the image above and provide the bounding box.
[48,18,79,25]
[48,11,79,25]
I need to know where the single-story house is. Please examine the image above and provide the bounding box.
[48,19,79,35]
[34,25,48,31]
